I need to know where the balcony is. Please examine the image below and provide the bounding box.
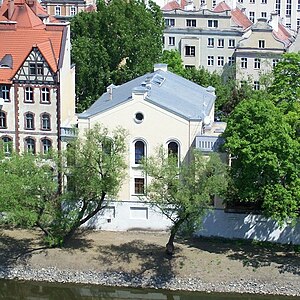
[195,135,224,152]
[60,127,77,141]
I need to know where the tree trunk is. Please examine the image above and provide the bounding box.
[165,217,186,256]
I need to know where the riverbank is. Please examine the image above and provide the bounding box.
[0,229,299,296]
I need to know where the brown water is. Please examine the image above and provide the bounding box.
[0,279,295,300]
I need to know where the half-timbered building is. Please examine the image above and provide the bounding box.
[0,0,76,154]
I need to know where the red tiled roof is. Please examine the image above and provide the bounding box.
[273,23,292,45]
[162,0,187,11]
[0,0,65,84]
[213,1,230,12]
[231,8,252,30]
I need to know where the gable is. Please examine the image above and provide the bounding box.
[13,47,56,84]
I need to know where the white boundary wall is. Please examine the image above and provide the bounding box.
[82,202,300,245]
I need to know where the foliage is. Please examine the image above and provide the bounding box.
[141,148,228,254]
[71,0,164,112]
[269,52,300,108]
[0,152,59,233]
[0,125,128,246]
[51,124,128,244]
[223,95,300,223]
[161,49,185,75]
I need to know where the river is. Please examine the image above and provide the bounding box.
[0,279,294,300]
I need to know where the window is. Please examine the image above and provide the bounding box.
[0,111,7,128]
[168,141,179,163]
[185,46,195,56]
[217,38,224,48]
[0,85,10,101]
[217,56,224,66]
[207,56,214,66]
[25,86,34,102]
[275,0,280,14]
[70,6,76,16]
[41,87,50,103]
[241,57,248,68]
[249,11,255,22]
[212,0,216,7]
[228,57,235,65]
[254,58,261,69]
[1,136,12,155]
[258,40,265,48]
[165,18,175,27]
[55,5,61,15]
[134,178,145,194]
[25,112,34,130]
[207,38,214,47]
[297,18,300,29]
[261,12,267,18]
[286,0,291,16]
[25,137,35,154]
[228,39,235,48]
[261,0,267,3]
[273,59,279,67]
[250,0,255,3]
[41,113,51,130]
[208,20,218,28]
[41,138,52,154]
[29,63,43,76]
[238,0,243,2]
[286,23,291,28]
[186,19,196,27]
[185,65,195,69]
[298,0,300,10]
[253,81,260,90]
[135,140,145,164]
[168,36,175,46]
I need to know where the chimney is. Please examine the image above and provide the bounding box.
[269,11,279,32]
[153,63,168,72]
[26,0,38,15]
[8,0,14,20]
[106,84,116,101]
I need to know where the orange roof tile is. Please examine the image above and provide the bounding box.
[213,1,230,12]
[0,0,65,84]
[162,0,187,11]
[231,8,252,30]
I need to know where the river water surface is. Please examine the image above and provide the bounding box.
[0,279,295,300]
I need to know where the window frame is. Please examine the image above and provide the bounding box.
[254,58,261,69]
[258,40,265,48]
[25,137,36,154]
[207,55,214,66]
[1,85,10,102]
[41,87,50,104]
[217,38,224,48]
[186,19,196,27]
[134,140,146,165]
[241,57,248,69]
[207,37,214,47]
[0,111,7,129]
[208,20,218,28]
[41,113,51,131]
[185,46,195,57]
[134,178,145,195]
[24,112,35,130]
[217,56,224,66]
[168,36,175,46]
[228,39,235,48]
[25,86,34,103]
[1,136,13,155]
[41,138,52,154]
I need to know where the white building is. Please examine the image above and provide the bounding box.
[78,64,226,231]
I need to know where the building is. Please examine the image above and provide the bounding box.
[0,0,76,154]
[162,0,300,32]
[41,0,96,22]
[235,14,293,88]
[78,64,226,230]
[163,6,251,72]
[162,1,296,88]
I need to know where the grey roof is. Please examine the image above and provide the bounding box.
[79,69,216,121]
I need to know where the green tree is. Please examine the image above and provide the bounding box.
[0,125,128,247]
[269,52,300,108]
[141,148,228,255]
[0,152,59,234]
[223,96,300,223]
[53,124,127,244]
[71,0,164,112]
[160,49,185,75]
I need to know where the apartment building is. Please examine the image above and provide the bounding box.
[163,7,251,71]
[41,0,96,22]
[0,0,76,154]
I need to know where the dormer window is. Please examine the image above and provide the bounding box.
[0,54,13,69]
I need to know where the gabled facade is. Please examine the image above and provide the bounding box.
[78,64,226,230]
[0,0,76,154]
[41,0,96,22]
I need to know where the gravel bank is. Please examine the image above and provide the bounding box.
[0,266,299,297]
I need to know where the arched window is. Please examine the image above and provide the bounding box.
[135,140,145,164]
[25,112,34,130]
[168,141,179,164]
[0,111,7,128]
[42,138,52,154]
[41,87,50,103]
[25,87,34,102]
[41,113,51,130]
[2,136,12,154]
[25,137,35,154]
